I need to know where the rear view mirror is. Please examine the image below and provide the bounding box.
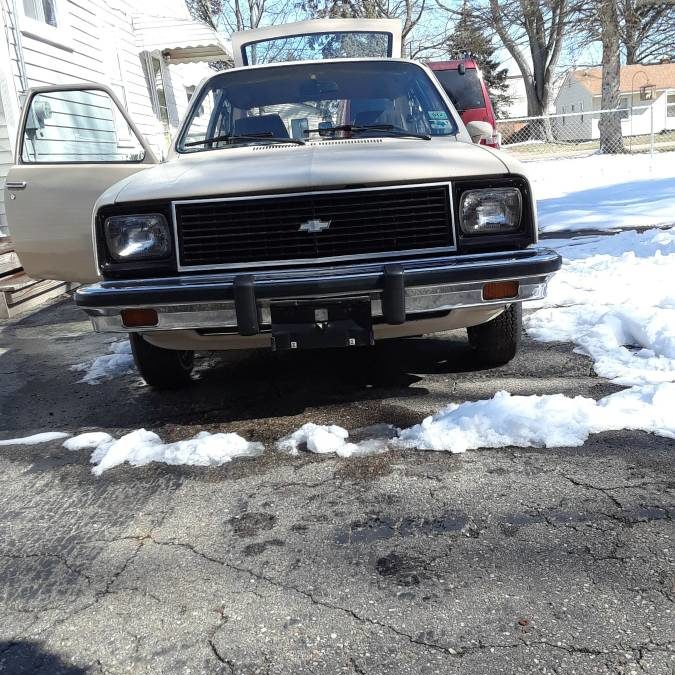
[299,79,339,99]
[458,63,466,75]
[465,120,493,144]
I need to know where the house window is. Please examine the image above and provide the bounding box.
[141,53,170,131]
[22,0,57,27]
[668,93,675,118]
[19,0,72,49]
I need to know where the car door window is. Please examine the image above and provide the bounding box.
[20,89,145,164]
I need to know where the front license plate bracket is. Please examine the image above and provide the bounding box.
[270,298,374,351]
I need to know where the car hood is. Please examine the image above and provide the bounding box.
[105,138,522,206]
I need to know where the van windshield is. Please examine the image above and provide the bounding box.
[432,69,486,112]
[242,31,392,65]
[178,61,459,153]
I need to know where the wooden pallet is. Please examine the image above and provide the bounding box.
[0,238,78,318]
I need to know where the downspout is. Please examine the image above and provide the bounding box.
[7,0,29,99]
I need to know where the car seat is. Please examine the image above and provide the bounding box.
[233,113,289,138]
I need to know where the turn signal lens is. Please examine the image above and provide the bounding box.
[121,308,158,328]
[483,281,519,300]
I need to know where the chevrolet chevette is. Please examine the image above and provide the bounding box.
[5,19,561,389]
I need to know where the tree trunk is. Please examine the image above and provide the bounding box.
[598,0,625,153]
[524,79,553,142]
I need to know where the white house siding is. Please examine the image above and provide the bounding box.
[552,76,594,141]
[6,2,164,147]
[555,71,675,141]
[0,96,12,237]
[502,75,528,119]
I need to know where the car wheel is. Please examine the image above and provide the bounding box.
[467,304,522,367]
[129,333,194,389]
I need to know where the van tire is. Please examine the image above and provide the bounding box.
[467,304,522,367]
[129,333,194,389]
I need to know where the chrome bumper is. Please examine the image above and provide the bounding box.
[76,248,562,334]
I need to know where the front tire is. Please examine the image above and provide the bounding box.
[467,304,522,367]
[129,333,194,390]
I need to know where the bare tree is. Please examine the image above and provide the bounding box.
[185,0,222,30]
[437,0,577,125]
[186,0,294,33]
[489,0,570,121]
[598,0,625,152]
[306,0,428,48]
[619,0,675,64]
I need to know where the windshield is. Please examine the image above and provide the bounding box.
[177,61,459,153]
[432,69,486,112]
[242,31,392,65]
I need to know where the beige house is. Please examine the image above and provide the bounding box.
[554,62,675,141]
[0,0,231,237]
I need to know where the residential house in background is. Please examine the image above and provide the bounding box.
[502,74,528,118]
[0,0,231,238]
[554,61,675,141]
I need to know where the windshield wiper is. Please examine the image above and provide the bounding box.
[304,124,431,141]
[184,132,305,148]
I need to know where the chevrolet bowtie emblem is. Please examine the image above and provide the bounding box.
[298,218,331,233]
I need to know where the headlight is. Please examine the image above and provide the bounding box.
[104,214,171,261]
[459,188,522,235]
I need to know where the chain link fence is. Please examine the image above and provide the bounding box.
[496,105,675,161]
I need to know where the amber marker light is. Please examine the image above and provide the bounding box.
[121,308,159,328]
[483,281,519,301]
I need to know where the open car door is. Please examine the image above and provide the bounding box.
[4,84,158,283]
[231,18,403,68]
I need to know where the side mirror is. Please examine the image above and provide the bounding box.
[465,120,493,144]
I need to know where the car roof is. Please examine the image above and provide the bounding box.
[199,56,431,82]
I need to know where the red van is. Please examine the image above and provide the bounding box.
[428,60,501,148]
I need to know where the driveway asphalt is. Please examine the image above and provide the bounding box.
[0,297,673,675]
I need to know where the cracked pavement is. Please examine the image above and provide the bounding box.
[0,298,673,674]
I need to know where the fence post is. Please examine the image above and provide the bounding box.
[650,104,654,158]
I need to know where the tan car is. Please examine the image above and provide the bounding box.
[5,19,561,389]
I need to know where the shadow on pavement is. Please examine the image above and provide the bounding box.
[0,641,88,674]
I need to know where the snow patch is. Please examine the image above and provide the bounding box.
[72,340,135,384]
[526,228,675,386]
[396,384,675,452]
[63,432,114,451]
[65,428,263,475]
[0,432,70,446]
[276,423,390,457]
[531,153,675,233]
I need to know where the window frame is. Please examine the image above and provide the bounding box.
[18,84,152,166]
[175,61,460,154]
[18,0,74,51]
[667,91,675,118]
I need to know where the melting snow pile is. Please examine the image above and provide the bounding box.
[71,340,135,384]
[0,432,70,446]
[532,153,675,233]
[526,228,675,386]
[65,429,263,475]
[396,385,674,452]
[276,423,391,457]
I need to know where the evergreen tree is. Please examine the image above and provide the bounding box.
[445,1,512,118]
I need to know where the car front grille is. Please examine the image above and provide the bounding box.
[174,183,454,269]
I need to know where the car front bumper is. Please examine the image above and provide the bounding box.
[75,248,562,334]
